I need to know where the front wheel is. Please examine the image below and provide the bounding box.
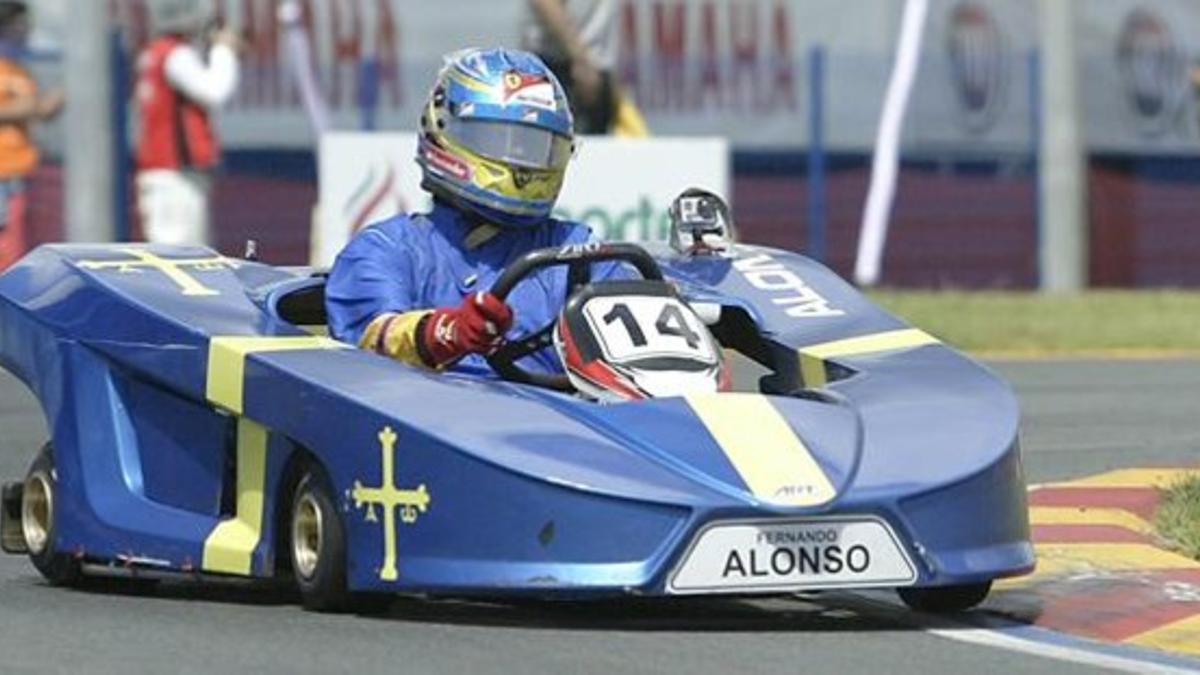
[897,581,991,613]
[289,466,350,612]
[23,445,82,586]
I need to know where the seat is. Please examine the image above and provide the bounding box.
[265,275,329,330]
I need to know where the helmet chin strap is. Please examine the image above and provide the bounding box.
[464,223,501,250]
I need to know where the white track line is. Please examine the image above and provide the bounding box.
[926,625,1197,674]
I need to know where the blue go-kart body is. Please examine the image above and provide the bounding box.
[0,242,1032,605]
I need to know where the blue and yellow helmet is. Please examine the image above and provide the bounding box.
[417,48,575,228]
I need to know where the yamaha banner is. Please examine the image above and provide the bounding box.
[78,0,1200,154]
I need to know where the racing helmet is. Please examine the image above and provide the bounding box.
[149,0,213,36]
[417,48,575,228]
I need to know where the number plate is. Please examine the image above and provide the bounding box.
[583,295,718,365]
[667,517,917,594]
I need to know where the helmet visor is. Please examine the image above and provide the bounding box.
[446,118,573,171]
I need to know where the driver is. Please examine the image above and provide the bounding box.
[326,47,625,375]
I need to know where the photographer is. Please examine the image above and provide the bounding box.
[135,0,239,246]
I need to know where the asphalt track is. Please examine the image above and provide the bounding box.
[0,360,1197,674]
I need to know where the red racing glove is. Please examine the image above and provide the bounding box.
[418,292,514,368]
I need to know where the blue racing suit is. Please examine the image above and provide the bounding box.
[326,200,622,376]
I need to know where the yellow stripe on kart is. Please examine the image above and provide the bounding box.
[202,335,346,575]
[206,335,346,414]
[686,393,836,507]
[202,418,268,575]
[798,328,940,388]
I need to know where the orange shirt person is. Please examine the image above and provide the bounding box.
[0,1,62,271]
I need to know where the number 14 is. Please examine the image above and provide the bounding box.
[602,302,701,349]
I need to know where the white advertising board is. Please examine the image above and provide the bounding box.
[316,133,728,267]
[102,0,1042,152]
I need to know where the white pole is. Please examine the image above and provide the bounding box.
[64,0,114,242]
[1037,0,1086,291]
[278,1,333,267]
[853,0,929,287]
[278,1,331,136]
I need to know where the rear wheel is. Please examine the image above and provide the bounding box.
[897,581,991,613]
[23,445,82,585]
[289,466,350,612]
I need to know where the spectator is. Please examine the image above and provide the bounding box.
[0,0,62,270]
[135,0,239,246]
[524,0,646,135]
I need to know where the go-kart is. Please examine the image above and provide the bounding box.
[0,218,1032,612]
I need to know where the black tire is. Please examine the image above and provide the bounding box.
[23,445,82,586]
[289,466,350,612]
[897,581,991,613]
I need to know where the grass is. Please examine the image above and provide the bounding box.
[1156,477,1200,560]
[868,290,1200,355]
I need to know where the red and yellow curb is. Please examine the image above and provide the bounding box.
[990,468,1200,657]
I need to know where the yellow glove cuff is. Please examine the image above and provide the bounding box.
[359,310,433,369]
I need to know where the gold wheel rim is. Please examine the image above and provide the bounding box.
[292,493,323,580]
[22,471,52,556]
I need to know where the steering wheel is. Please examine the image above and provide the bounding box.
[486,243,664,391]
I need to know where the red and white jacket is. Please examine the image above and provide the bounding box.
[135,36,238,172]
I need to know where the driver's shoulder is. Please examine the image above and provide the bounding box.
[351,212,438,249]
[328,214,438,276]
